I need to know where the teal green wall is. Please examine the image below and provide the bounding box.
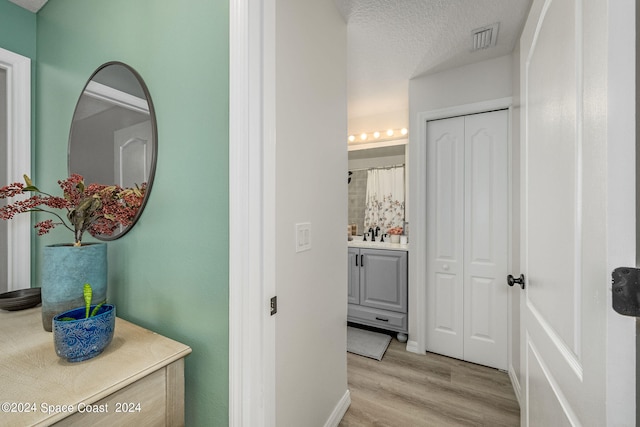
[35,1,229,425]
[0,0,36,58]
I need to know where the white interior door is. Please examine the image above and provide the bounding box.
[426,116,465,361]
[426,110,508,370]
[519,0,608,424]
[114,120,152,188]
[463,111,508,370]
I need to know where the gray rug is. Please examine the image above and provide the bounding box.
[347,326,391,361]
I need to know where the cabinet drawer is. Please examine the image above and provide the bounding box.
[348,304,407,333]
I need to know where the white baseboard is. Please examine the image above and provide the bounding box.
[324,389,351,427]
[406,340,425,355]
[508,364,522,407]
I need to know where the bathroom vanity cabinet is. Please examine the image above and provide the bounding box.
[348,247,408,340]
[0,306,191,426]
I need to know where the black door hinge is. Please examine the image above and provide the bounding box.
[270,296,277,316]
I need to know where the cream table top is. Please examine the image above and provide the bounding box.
[0,306,191,426]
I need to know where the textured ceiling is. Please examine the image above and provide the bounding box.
[8,0,47,13]
[335,0,532,119]
[9,0,531,123]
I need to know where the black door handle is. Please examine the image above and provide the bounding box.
[507,274,525,289]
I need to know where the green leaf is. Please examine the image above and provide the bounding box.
[83,283,92,318]
[22,185,39,192]
[90,301,106,317]
[58,317,76,322]
[23,174,32,186]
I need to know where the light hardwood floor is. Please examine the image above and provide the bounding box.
[340,337,520,426]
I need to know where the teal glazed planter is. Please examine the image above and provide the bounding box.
[41,243,107,332]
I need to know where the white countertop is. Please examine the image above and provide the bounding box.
[348,236,408,251]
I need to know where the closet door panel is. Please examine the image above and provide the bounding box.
[426,116,465,360]
[463,110,508,370]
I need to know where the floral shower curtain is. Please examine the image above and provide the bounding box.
[364,166,405,233]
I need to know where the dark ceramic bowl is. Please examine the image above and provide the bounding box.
[53,304,116,362]
[0,288,41,311]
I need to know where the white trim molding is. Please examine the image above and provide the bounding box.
[229,0,276,426]
[323,390,351,427]
[0,47,31,292]
[84,81,149,115]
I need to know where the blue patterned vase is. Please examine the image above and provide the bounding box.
[53,304,115,362]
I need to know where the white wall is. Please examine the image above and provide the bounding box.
[409,55,513,115]
[348,109,408,137]
[407,54,514,350]
[274,0,349,425]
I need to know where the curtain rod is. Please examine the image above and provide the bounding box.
[349,164,405,172]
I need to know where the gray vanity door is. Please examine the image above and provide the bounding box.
[359,249,407,313]
[347,248,360,305]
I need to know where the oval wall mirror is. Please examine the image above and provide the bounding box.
[68,61,157,240]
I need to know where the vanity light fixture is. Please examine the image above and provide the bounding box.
[347,128,409,145]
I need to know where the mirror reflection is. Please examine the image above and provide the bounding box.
[68,62,157,240]
[348,145,406,237]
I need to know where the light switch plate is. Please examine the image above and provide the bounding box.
[295,222,311,252]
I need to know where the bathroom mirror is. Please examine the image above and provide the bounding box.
[348,145,406,236]
[68,61,157,240]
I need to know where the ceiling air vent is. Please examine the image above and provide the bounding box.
[471,23,500,51]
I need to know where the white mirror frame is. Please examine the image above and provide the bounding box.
[0,47,31,291]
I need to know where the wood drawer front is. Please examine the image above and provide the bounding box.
[55,359,184,427]
[348,304,407,332]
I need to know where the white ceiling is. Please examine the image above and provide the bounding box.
[10,0,532,123]
[8,0,47,13]
[335,0,532,120]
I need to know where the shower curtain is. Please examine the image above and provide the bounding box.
[364,166,405,233]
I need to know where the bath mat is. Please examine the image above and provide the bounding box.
[347,326,391,361]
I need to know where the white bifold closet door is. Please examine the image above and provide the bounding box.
[426,109,508,370]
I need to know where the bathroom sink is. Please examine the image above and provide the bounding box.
[348,235,407,250]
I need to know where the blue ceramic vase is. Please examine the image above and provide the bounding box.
[41,243,107,331]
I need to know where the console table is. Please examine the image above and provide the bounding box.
[0,306,191,426]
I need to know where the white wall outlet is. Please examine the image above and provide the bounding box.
[295,222,311,252]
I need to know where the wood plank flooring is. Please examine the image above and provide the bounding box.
[340,337,520,426]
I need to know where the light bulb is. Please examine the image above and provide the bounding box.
[373,131,380,139]
[401,128,408,135]
[348,135,355,142]
[386,129,394,137]
[360,133,367,141]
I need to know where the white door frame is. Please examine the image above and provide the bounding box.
[604,0,635,423]
[0,47,31,292]
[229,0,277,426]
[409,97,513,363]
